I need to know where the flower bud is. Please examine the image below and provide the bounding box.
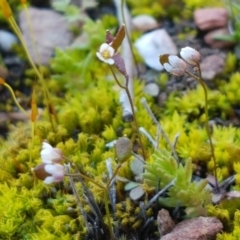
[40,142,62,164]
[180,47,201,66]
[96,43,115,65]
[160,54,187,76]
[33,163,64,184]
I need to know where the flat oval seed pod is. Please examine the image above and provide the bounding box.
[115,136,132,163]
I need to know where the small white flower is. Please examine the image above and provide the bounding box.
[40,142,62,164]
[33,163,65,184]
[163,55,187,76]
[96,43,115,65]
[180,47,201,66]
[44,164,65,184]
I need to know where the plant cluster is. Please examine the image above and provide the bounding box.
[1,0,240,239]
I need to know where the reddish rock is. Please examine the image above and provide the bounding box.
[200,54,225,80]
[204,27,235,48]
[194,8,229,31]
[157,209,175,237]
[160,217,223,240]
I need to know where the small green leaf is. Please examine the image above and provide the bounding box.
[124,181,139,191]
[129,186,145,200]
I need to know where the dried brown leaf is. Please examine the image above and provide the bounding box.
[110,25,125,51]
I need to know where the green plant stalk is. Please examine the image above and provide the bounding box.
[22,3,42,67]
[65,166,88,227]
[8,16,56,131]
[64,173,104,189]
[104,188,114,240]
[229,0,236,24]
[185,68,219,191]
[30,121,35,163]
[3,83,28,116]
[109,65,146,160]
[107,164,121,189]
[63,156,114,238]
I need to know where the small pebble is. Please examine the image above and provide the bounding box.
[194,8,229,31]
[0,30,18,52]
[135,29,177,71]
[132,14,159,32]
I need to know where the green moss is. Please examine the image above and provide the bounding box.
[2,0,240,238]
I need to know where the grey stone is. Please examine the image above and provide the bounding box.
[135,29,177,71]
[144,82,160,97]
[132,14,159,32]
[19,7,74,65]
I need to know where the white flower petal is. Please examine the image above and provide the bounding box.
[163,63,173,73]
[105,58,114,65]
[44,164,56,174]
[96,52,114,65]
[52,171,65,182]
[41,151,53,163]
[99,43,109,53]
[44,176,54,184]
[168,55,181,67]
[40,142,62,163]
[42,142,52,150]
[96,52,105,62]
[44,163,63,175]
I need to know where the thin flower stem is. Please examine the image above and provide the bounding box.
[109,65,146,160]
[8,16,56,131]
[185,67,219,191]
[65,165,89,227]
[21,3,42,68]
[62,156,104,189]
[64,173,104,189]
[3,83,28,116]
[30,121,35,163]
[107,164,121,189]
[104,188,114,240]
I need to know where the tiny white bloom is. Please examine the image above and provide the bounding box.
[96,43,115,65]
[44,164,65,184]
[163,55,187,76]
[33,163,65,184]
[40,142,62,164]
[180,47,201,66]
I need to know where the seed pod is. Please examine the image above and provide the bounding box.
[115,136,132,163]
